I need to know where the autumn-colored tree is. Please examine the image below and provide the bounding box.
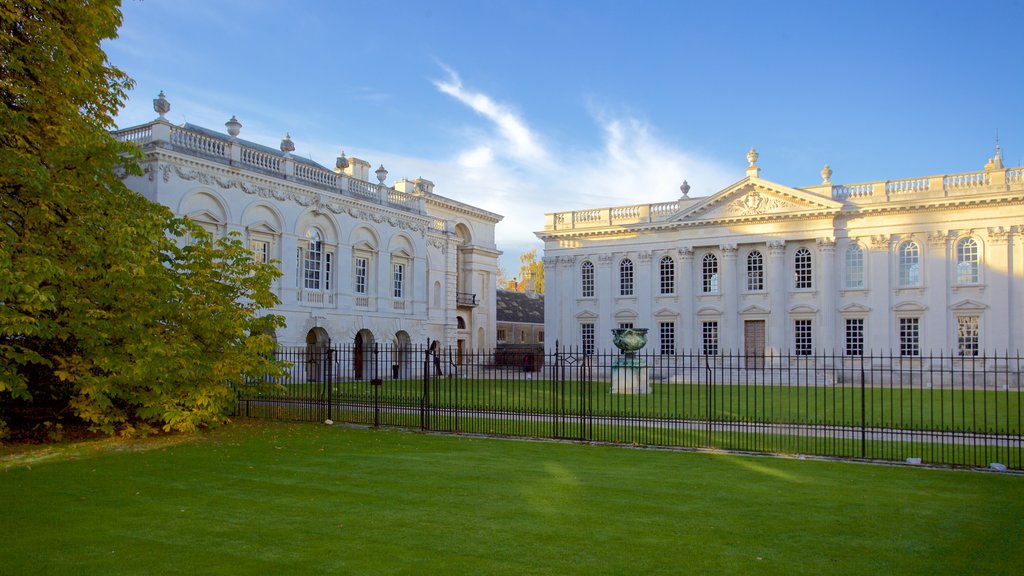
[0,0,285,439]
[507,249,544,294]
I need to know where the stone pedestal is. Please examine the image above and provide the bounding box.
[610,355,650,394]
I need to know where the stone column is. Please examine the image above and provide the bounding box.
[817,237,837,353]
[720,244,739,352]
[678,247,695,352]
[986,227,1012,351]
[637,251,653,321]
[766,240,787,355]
[1011,226,1024,352]
[596,254,614,350]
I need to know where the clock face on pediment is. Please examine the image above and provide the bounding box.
[671,180,842,223]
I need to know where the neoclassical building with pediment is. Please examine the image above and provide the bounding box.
[114,93,502,366]
[537,148,1024,357]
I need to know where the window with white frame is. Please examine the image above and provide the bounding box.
[701,321,719,356]
[845,318,864,356]
[619,258,634,296]
[659,256,675,295]
[898,242,920,287]
[250,239,270,264]
[581,260,595,297]
[302,228,331,291]
[794,319,813,355]
[794,247,813,289]
[702,254,719,293]
[957,315,979,357]
[392,262,405,298]
[956,238,979,285]
[354,256,368,294]
[581,323,595,355]
[659,322,675,355]
[899,317,920,356]
[746,250,764,291]
[845,244,864,289]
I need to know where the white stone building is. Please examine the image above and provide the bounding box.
[538,148,1024,357]
[114,93,502,366]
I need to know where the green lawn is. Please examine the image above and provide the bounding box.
[2,420,1021,575]
[270,378,1023,433]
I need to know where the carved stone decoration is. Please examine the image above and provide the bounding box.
[766,239,786,257]
[280,133,295,155]
[816,237,836,252]
[747,148,759,167]
[677,246,694,260]
[870,235,891,250]
[719,243,738,256]
[988,226,1010,245]
[927,230,949,247]
[679,180,691,198]
[597,254,613,266]
[821,164,832,184]
[153,91,170,118]
[336,151,349,172]
[225,115,241,138]
[638,251,653,264]
[727,189,787,216]
[560,255,577,268]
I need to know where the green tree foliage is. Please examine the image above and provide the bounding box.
[0,0,285,439]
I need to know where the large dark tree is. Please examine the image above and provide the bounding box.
[0,0,285,439]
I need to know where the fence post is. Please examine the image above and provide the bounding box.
[860,354,866,459]
[705,354,713,448]
[326,344,333,422]
[422,342,430,431]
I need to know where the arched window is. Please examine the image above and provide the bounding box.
[956,237,979,285]
[659,256,675,295]
[845,244,864,289]
[302,227,332,291]
[702,254,719,293]
[619,258,634,296]
[898,241,920,287]
[794,247,813,289]
[746,250,764,291]
[580,260,595,298]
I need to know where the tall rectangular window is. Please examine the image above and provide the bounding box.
[794,319,813,355]
[304,241,322,290]
[619,258,634,296]
[250,239,269,264]
[794,248,813,289]
[581,261,595,298]
[355,257,368,294]
[746,251,764,291]
[581,323,595,355]
[392,262,405,298]
[659,322,675,355]
[701,321,719,356]
[899,317,920,357]
[957,316,979,357]
[845,245,864,289]
[659,256,675,295]
[702,254,719,293]
[845,318,864,356]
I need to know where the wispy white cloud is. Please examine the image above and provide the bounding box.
[433,66,547,163]
[428,67,735,270]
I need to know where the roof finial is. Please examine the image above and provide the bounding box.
[746,147,761,178]
[985,131,1004,171]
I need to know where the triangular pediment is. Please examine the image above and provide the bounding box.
[187,209,224,225]
[575,310,598,320]
[892,301,927,313]
[740,304,770,315]
[246,220,280,235]
[840,303,872,314]
[950,299,988,312]
[671,177,843,223]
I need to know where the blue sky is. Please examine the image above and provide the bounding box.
[108,0,1024,273]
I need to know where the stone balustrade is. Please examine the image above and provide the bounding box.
[545,163,1024,231]
[112,120,425,214]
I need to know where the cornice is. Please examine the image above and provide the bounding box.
[139,149,436,236]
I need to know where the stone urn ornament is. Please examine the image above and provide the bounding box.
[610,328,650,394]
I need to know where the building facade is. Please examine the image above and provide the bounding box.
[114,93,502,361]
[538,148,1024,357]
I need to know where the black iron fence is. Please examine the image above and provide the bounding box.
[237,345,1023,469]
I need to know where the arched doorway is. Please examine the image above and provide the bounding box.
[353,329,374,380]
[394,331,412,379]
[306,327,330,383]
